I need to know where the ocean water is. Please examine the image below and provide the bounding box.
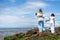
[0,28,33,40]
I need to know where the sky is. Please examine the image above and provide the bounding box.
[0,0,60,28]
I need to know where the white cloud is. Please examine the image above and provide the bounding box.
[24,2,48,8]
[55,21,60,27]
[55,13,60,16]
[0,15,37,28]
[9,0,16,2]
[1,1,49,15]
[45,0,60,1]
[0,15,20,27]
[46,0,55,1]
[0,1,49,28]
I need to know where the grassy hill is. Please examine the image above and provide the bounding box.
[4,27,60,40]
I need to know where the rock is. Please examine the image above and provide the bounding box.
[56,27,60,31]
[15,32,25,38]
[25,37,30,40]
[25,27,39,37]
[55,27,60,35]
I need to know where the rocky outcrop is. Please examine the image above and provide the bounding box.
[4,27,60,40]
[25,27,39,37]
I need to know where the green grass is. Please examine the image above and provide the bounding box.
[4,33,60,40]
[4,27,60,40]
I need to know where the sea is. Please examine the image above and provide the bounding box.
[0,28,33,40]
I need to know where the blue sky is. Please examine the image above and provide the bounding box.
[0,0,60,28]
